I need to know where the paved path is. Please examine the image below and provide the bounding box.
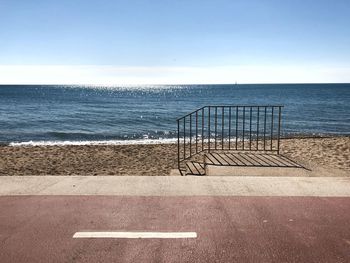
[1,176,350,196]
[1,176,350,262]
[1,196,350,263]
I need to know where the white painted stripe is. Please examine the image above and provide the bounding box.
[73,232,197,239]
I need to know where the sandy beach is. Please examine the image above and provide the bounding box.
[0,136,349,176]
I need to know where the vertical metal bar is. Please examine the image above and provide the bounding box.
[190,114,192,156]
[277,106,282,154]
[177,119,180,170]
[270,106,274,151]
[208,106,211,152]
[235,106,238,150]
[242,106,245,150]
[196,110,198,154]
[202,107,204,151]
[249,106,252,150]
[263,107,267,150]
[183,117,186,159]
[256,106,260,150]
[215,107,217,150]
[222,106,224,150]
[228,106,231,150]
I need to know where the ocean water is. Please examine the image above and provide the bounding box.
[0,84,349,145]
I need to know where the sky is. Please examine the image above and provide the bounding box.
[1,0,350,84]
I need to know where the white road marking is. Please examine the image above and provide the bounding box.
[73,231,197,239]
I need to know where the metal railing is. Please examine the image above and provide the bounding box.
[177,105,283,175]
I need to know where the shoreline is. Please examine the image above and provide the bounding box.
[0,136,349,176]
[2,134,350,147]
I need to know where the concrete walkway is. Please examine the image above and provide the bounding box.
[1,176,350,196]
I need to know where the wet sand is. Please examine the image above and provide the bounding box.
[0,136,349,176]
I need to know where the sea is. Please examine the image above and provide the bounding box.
[0,84,349,146]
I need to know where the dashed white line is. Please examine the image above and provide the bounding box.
[73,231,197,239]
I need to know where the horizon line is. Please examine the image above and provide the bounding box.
[0,82,350,86]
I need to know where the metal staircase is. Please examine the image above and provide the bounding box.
[177,105,283,176]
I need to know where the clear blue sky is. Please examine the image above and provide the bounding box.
[1,0,350,84]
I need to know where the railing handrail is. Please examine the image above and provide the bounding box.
[176,106,206,121]
[176,105,284,121]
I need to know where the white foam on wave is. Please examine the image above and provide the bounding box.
[9,138,178,147]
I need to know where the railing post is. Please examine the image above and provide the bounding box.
[183,117,186,160]
[249,106,252,150]
[222,106,224,150]
[190,113,192,156]
[208,106,211,152]
[235,106,238,150]
[271,106,274,151]
[215,107,217,150]
[228,106,231,150]
[202,107,204,151]
[177,119,180,173]
[196,110,198,154]
[264,107,267,150]
[256,106,260,150]
[277,106,282,154]
[242,106,245,150]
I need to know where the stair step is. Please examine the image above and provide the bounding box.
[185,161,206,176]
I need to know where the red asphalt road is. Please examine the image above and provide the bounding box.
[0,196,349,263]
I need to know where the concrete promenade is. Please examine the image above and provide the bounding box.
[1,175,350,196]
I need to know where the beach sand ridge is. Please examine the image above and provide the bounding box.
[0,136,349,176]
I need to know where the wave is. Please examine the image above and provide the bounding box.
[8,133,349,147]
[9,138,178,146]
